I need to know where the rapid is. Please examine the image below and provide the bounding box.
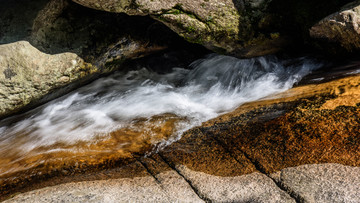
[0,54,322,176]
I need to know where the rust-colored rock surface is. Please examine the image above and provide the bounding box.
[2,73,360,201]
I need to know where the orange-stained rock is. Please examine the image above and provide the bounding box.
[0,114,184,199]
[202,74,360,174]
[1,74,360,200]
[160,128,257,177]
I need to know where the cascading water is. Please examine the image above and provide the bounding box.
[0,54,323,176]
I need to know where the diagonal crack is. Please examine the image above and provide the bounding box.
[136,159,161,184]
[210,134,304,203]
[157,153,211,203]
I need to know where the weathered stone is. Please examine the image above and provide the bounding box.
[70,0,358,57]
[310,1,360,52]
[27,0,173,62]
[140,154,204,202]
[0,0,49,44]
[272,164,360,203]
[4,158,293,203]
[204,74,360,174]
[177,165,295,202]
[157,129,294,202]
[160,129,256,177]
[71,0,288,58]
[5,162,359,202]
[0,41,89,118]
[4,163,171,203]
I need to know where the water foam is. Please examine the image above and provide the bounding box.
[0,54,322,156]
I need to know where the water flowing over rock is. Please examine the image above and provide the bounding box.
[3,69,360,202]
[1,54,360,201]
[310,1,360,53]
[0,55,321,186]
[1,0,360,201]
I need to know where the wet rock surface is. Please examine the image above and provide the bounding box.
[2,71,360,202]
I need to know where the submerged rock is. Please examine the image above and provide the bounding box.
[310,1,360,53]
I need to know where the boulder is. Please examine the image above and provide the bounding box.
[72,0,287,58]
[310,1,360,53]
[71,0,357,57]
[0,41,91,118]
[27,0,175,62]
[0,0,49,44]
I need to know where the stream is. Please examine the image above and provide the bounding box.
[0,54,323,178]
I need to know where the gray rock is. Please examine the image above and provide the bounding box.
[176,164,295,202]
[72,0,286,58]
[28,0,169,61]
[274,163,360,203]
[154,170,205,202]
[310,1,360,52]
[4,159,204,203]
[5,176,172,203]
[6,163,360,202]
[140,156,204,202]
[4,166,294,203]
[0,41,90,118]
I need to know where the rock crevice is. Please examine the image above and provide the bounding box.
[156,154,211,202]
[211,133,302,203]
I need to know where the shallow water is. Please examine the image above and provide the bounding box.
[0,54,323,176]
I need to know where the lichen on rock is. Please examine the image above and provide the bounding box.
[0,41,89,118]
[71,0,287,58]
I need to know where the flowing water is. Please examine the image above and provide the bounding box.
[0,54,323,178]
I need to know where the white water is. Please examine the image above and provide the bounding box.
[0,54,322,157]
